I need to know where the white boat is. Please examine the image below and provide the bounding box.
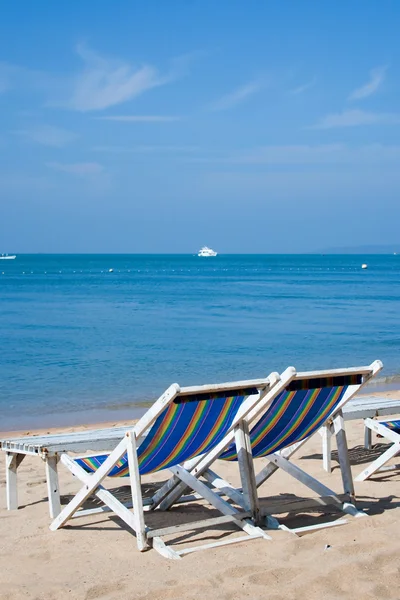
[198,246,217,257]
[0,254,16,260]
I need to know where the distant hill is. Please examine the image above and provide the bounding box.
[320,244,400,254]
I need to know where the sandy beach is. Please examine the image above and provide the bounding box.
[1,404,400,600]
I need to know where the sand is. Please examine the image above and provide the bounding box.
[1,414,400,600]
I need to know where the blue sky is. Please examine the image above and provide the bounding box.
[1,1,400,253]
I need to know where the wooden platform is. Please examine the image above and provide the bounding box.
[1,426,135,518]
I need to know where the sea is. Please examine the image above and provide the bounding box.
[1,254,399,431]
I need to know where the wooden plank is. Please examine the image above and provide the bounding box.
[45,455,61,519]
[295,362,382,380]
[73,487,227,518]
[255,439,307,488]
[364,425,372,450]
[363,418,400,443]
[151,537,181,560]
[179,377,273,396]
[126,431,148,552]
[333,412,355,498]
[343,399,400,421]
[5,452,25,510]
[176,533,263,556]
[6,453,18,510]
[0,426,137,454]
[234,421,260,524]
[147,512,252,539]
[375,463,400,473]
[202,469,247,509]
[291,519,347,536]
[320,425,333,473]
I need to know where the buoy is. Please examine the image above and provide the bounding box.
[109,268,114,273]
[362,264,368,269]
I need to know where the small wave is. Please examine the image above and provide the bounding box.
[369,373,400,385]
[104,399,154,410]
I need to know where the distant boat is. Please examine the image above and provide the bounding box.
[0,254,16,260]
[361,263,368,269]
[198,246,217,257]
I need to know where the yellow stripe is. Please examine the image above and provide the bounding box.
[138,403,180,468]
[153,401,208,472]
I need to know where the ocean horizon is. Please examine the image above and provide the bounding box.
[1,253,399,430]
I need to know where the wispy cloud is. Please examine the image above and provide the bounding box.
[0,46,188,112]
[209,80,262,111]
[289,77,316,95]
[13,124,78,147]
[51,44,179,112]
[94,115,181,122]
[310,109,400,129]
[46,162,104,176]
[348,65,387,100]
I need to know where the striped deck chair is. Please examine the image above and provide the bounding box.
[156,361,383,534]
[50,370,296,559]
[355,417,400,481]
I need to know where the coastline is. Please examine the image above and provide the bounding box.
[0,417,138,439]
[1,387,400,438]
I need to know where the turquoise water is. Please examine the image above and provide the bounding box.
[1,254,399,430]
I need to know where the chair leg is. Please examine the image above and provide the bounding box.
[320,425,333,473]
[364,425,372,450]
[5,453,25,510]
[45,455,61,519]
[235,421,261,525]
[333,412,355,499]
[6,453,18,510]
[127,431,149,551]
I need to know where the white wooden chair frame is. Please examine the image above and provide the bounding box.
[355,417,400,481]
[319,396,400,473]
[50,369,297,559]
[155,362,383,535]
